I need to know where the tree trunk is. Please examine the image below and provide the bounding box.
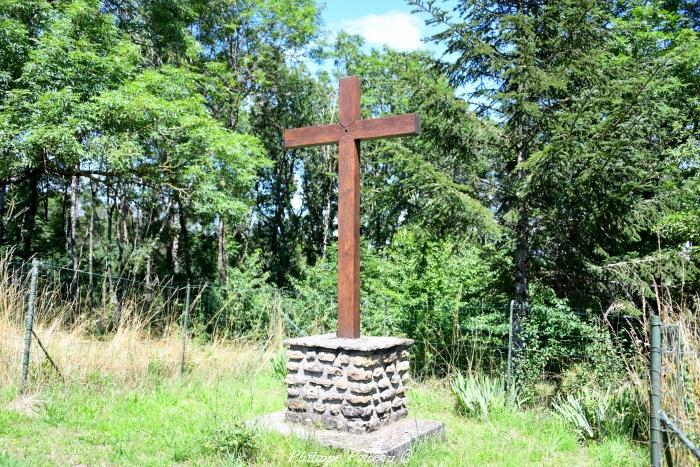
[217,217,228,284]
[145,255,152,288]
[512,142,529,355]
[320,179,332,261]
[177,198,192,281]
[113,188,126,329]
[21,170,40,260]
[88,180,97,303]
[171,221,179,274]
[514,206,529,303]
[107,183,115,243]
[320,144,334,261]
[60,180,69,245]
[69,173,79,298]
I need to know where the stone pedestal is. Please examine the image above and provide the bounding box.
[283,334,413,433]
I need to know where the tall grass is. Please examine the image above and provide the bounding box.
[655,291,700,465]
[550,287,700,463]
[0,254,273,391]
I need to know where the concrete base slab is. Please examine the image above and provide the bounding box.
[250,410,445,461]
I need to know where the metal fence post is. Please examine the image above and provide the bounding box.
[20,258,39,393]
[180,282,191,376]
[650,314,662,467]
[506,300,515,401]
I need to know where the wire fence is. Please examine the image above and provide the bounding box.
[1,258,209,390]
[650,316,700,466]
[1,258,640,392]
[5,258,700,465]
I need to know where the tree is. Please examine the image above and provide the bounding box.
[0,0,270,292]
[331,32,499,248]
[93,67,268,281]
[412,0,617,305]
[0,0,140,259]
[524,3,699,304]
[411,0,699,309]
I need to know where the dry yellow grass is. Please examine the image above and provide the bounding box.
[1,310,272,390]
[0,255,276,390]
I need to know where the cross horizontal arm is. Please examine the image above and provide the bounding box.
[350,113,421,141]
[284,124,344,149]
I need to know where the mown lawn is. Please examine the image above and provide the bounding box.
[0,368,645,466]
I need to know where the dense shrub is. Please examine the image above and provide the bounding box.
[515,285,628,401]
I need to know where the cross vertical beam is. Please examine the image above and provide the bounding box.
[283,76,420,338]
[337,78,362,338]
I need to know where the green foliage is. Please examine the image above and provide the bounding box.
[268,350,286,381]
[451,372,522,420]
[333,32,500,245]
[94,65,269,216]
[515,284,628,400]
[205,421,260,462]
[284,226,508,358]
[412,0,700,305]
[552,394,597,440]
[1,0,140,173]
[204,252,277,337]
[552,384,648,442]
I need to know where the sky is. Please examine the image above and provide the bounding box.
[291,2,447,213]
[290,2,462,212]
[320,0,445,55]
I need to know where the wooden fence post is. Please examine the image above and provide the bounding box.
[20,258,39,393]
[180,282,191,376]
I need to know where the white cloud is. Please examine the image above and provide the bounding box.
[339,10,424,52]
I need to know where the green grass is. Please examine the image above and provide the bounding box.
[0,370,645,466]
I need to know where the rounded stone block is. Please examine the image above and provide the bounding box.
[285,399,307,411]
[351,356,378,368]
[309,377,334,388]
[350,383,374,395]
[377,377,391,389]
[347,395,371,406]
[285,375,305,386]
[341,404,372,418]
[335,380,349,391]
[303,363,324,374]
[347,368,373,382]
[318,352,336,362]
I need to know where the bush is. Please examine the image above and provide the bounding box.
[515,284,628,402]
[205,421,260,462]
[203,252,277,338]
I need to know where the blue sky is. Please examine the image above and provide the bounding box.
[319,0,445,55]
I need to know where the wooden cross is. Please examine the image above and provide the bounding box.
[284,76,421,338]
